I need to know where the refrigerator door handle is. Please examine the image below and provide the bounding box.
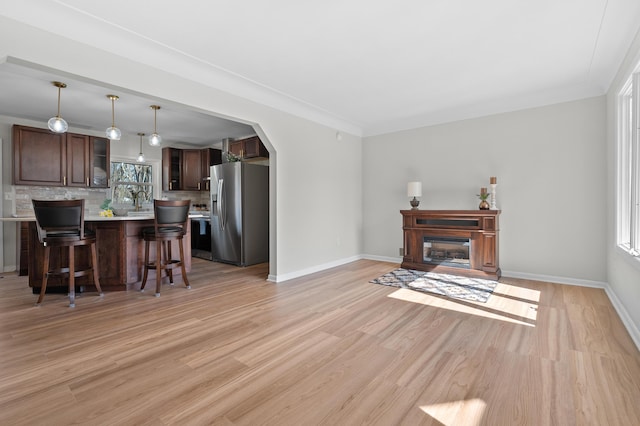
[217,178,225,231]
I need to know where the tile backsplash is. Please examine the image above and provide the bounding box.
[14,186,209,216]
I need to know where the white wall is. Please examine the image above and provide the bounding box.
[363,96,608,284]
[606,26,640,343]
[0,16,363,280]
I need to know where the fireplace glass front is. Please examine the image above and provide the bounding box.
[423,236,471,269]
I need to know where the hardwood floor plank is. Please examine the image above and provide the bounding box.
[0,259,638,425]
[566,304,612,355]
[531,305,573,361]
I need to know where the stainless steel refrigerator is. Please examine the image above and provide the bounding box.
[210,162,269,266]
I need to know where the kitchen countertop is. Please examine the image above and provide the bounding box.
[1,215,153,222]
[2,213,206,222]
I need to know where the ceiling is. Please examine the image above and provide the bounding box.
[1,1,640,140]
[0,60,257,149]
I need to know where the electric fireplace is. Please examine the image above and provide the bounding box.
[401,209,501,280]
[423,236,471,269]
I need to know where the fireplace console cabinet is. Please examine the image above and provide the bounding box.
[401,209,501,280]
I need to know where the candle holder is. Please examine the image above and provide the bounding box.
[490,183,498,210]
[489,177,498,210]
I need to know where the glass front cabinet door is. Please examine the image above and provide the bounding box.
[91,137,110,187]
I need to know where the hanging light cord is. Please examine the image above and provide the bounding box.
[153,108,158,133]
[111,97,116,126]
[56,85,62,118]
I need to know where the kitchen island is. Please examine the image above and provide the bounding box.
[20,214,191,292]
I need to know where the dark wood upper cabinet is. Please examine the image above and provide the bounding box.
[182,149,203,191]
[90,136,110,187]
[162,147,182,191]
[13,125,66,186]
[228,136,268,160]
[243,136,268,158]
[12,125,110,188]
[66,133,90,187]
[229,140,243,157]
[163,147,221,191]
[201,148,222,191]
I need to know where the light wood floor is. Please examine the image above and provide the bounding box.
[1,259,639,425]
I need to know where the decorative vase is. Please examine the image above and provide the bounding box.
[478,187,489,210]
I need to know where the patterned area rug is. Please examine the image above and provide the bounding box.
[370,268,498,303]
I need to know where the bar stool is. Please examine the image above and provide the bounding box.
[141,199,191,297]
[32,199,103,308]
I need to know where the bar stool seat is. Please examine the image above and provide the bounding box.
[32,199,103,308]
[141,199,191,297]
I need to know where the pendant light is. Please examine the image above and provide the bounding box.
[105,95,122,140]
[137,133,145,162]
[148,105,162,146]
[47,81,68,133]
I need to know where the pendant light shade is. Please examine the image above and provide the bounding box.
[148,105,162,146]
[137,133,145,162]
[47,81,68,133]
[105,95,121,140]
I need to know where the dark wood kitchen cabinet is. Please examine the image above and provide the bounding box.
[228,140,243,157]
[67,134,109,188]
[66,133,90,187]
[229,136,268,159]
[201,148,221,191]
[162,147,182,191]
[163,147,221,191]
[90,136,110,187]
[13,125,66,186]
[183,149,204,191]
[12,125,110,188]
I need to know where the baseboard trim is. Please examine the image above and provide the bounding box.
[361,254,402,264]
[3,264,17,273]
[603,285,640,351]
[270,255,364,283]
[501,270,607,288]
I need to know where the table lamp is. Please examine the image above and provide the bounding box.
[407,181,422,210]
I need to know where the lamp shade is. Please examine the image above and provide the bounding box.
[407,182,422,197]
[48,116,68,133]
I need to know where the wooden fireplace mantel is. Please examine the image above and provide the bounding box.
[400,209,501,280]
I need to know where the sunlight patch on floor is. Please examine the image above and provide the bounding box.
[420,398,486,425]
[387,282,540,327]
